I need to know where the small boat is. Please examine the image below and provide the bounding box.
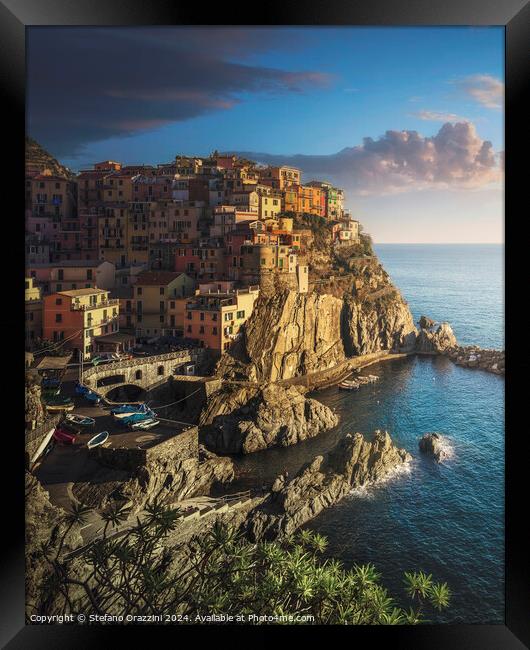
[45,396,72,406]
[129,417,160,430]
[45,397,75,412]
[42,378,61,388]
[111,403,150,416]
[42,387,61,397]
[75,382,89,395]
[339,380,359,391]
[87,431,109,449]
[65,414,96,427]
[46,403,75,412]
[120,411,155,426]
[84,390,101,404]
[53,427,77,444]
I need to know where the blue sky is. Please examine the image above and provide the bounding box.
[27,27,504,243]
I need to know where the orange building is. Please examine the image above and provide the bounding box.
[43,287,120,360]
[184,286,259,352]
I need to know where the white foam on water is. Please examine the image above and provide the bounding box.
[348,457,414,499]
[436,435,455,463]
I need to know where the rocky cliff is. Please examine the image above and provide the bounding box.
[25,471,83,614]
[25,137,73,179]
[200,383,338,454]
[25,371,45,430]
[247,430,411,540]
[219,258,417,384]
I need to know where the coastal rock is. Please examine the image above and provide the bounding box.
[25,371,45,430]
[446,345,505,375]
[218,260,418,384]
[247,430,411,540]
[419,315,437,329]
[416,321,458,354]
[201,383,338,454]
[419,433,448,463]
[25,471,83,614]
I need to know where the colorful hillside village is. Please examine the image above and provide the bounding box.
[26,152,360,361]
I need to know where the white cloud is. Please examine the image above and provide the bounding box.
[454,74,503,110]
[412,110,468,123]
[235,121,503,197]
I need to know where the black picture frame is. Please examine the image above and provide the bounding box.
[4,0,528,646]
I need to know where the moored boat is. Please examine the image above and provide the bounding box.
[129,417,160,430]
[75,382,89,395]
[65,414,96,427]
[339,380,359,390]
[84,390,101,404]
[87,431,109,449]
[45,396,75,412]
[111,403,150,416]
[53,427,77,444]
[119,411,155,426]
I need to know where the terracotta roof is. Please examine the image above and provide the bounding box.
[135,271,183,286]
[33,174,69,182]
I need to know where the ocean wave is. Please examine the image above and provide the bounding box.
[348,458,414,498]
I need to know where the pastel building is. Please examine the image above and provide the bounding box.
[25,277,43,348]
[259,166,301,190]
[184,286,260,352]
[27,260,116,295]
[42,288,120,360]
[133,271,196,338]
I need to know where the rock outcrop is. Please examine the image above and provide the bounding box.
[25,471,83,614]
[119,445,235,508]
[219,259,417,384]
[201,383,338,454]
[445,345,505,375]
[25,370,45,430]
[419,433,448,463]
[416,317,504,375]
[73,443,234,512]
[416,321,458,354]
[247,430,411,540]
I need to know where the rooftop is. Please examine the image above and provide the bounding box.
[57,287,108,297]
[136,271,184,286]
[27,259,110,269]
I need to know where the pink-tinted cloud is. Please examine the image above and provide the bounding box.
[235,121,503,196]
[454,74,503,109]
[412,110,468,123]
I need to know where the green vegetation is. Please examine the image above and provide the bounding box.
[35,501,450,624]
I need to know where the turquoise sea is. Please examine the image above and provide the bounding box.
[235,244,504,623]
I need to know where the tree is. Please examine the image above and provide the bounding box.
[33,502,450,624]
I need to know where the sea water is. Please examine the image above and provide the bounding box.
[234,244,504,623]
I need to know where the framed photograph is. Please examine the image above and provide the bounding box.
[4,0,528,646]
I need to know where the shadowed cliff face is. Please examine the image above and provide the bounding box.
[229,258,417,383]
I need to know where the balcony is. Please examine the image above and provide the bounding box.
[71,298,119,311]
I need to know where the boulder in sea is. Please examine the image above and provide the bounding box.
[419,315,437,329]
[416,321,458,354]
[419,432,448,463]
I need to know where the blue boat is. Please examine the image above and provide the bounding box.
[43,378,61,388]
[120,411,155,426]
[75,382,89,395]
[84,390,101,404]
[111,403,150,416]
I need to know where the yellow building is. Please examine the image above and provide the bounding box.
[133,271,196,338]
[25,278,42,348]
[256,185,282,219]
